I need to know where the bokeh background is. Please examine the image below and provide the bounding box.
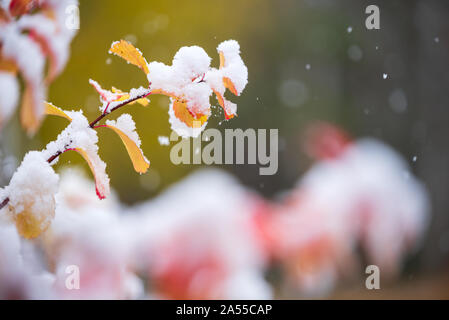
[1,0,448,298]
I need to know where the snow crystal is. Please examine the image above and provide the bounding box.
[6,151,59,238]
[0,72,19,125]
[172,46,211,81]
[158,136,170,146]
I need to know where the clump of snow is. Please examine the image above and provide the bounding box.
[216,40,248,95]
[5,151,59,238]
[0,72,19,125]
[157,136,170,146]
[145,40,248,137]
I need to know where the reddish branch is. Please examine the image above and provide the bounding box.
[0,89,152,211]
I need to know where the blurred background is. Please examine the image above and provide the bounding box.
[1,0,448,298]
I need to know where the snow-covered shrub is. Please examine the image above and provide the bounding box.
[123,169,271,299]
[0,0,79,133]
[254,123,430,296]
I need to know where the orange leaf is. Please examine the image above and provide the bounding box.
[72,148,109,200]
[212,89,225,108]
[212,90,236,120]
[109,40,149,75]
[44,102,72,121]
[173,100,208,128]
[102,125,150,174]
[223,77,239,96]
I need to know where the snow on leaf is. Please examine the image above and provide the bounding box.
[89,79,122,103]
[103,114,150,174]
[42,111,110,198]
[6,151,59,239]
[109,40,149,75]
[216,40,248,96]
[111,87,150,107]
[44,101,72,122]
[71,148,110,200]
[8,0,37,16]
[172,99,208,129]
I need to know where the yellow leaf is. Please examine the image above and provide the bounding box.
[102,125,150,174]
[112,87,150,106]
[10,198,55,239]
[44,102,72,121]
[109,40,149,75]
[135,97,150,106]
[72,148,109,200]
[20,85,41,135]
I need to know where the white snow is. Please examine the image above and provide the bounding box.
[216,40,248,95]
[157,136,170,146]
[106,113,142,147]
